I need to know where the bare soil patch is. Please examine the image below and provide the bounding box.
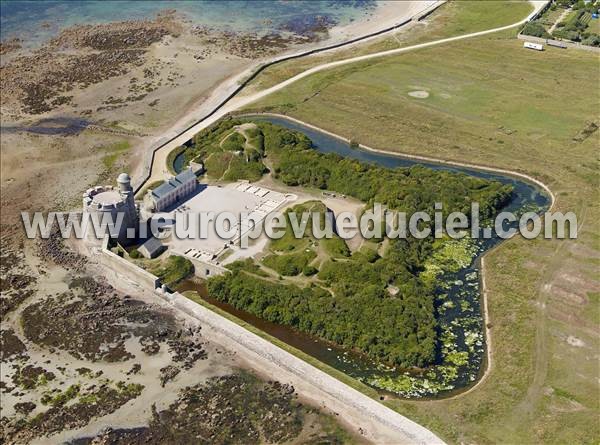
[407,90,429,99]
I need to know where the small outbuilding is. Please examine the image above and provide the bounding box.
[138,237,166,259]
[523,41,544,51]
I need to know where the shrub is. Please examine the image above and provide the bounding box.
[222,156,267,182]
[322,237,351,258]
[226,259,268,277]
[554,29,581,41]
[151,255,194,289]
[582,34,600,46]
[302,265,319,276]
[129,249,141,259]
[263,250,317,276]
[222,132,246,151]
[521,22,550,38]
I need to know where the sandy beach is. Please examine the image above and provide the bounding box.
[329,0,437,42]
[0,2,431,128]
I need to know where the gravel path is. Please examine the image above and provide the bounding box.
[138,1,546,192]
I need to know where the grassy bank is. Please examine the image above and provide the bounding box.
[96,140,132,183]
[166,145,186,175]
[243,26,599,445]
[244,0,534,93]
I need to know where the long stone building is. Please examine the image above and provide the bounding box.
[146,168,197,212]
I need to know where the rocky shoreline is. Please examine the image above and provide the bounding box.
[0,8,344,120]
[0,37,22,55]
[0,12,181,116]
[46,11,181,51]
[0,224,355,443]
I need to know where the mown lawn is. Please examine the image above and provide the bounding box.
[244,26,600,445]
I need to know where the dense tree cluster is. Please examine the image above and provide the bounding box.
[208,250,437,367]
[521,22,550,38]
[257,121,512,219]
[192,119,513,368]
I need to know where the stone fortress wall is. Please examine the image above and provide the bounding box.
[96,235,444,444]
[83,173,138,244]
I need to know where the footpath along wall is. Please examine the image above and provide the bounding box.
[97,238,445,444]
[131,1,447,194]
[156,287,446,445]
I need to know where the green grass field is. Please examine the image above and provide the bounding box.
[244,1,533,93]
[588,15,600,34]
[243,21,600,445]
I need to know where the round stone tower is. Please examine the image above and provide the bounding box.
[117,172,132,193]
[82,173,138,244]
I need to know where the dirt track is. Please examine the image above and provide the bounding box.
[137,1,546,191]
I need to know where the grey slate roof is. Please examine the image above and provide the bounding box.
[138,237,164,258]
[151,168,196,199]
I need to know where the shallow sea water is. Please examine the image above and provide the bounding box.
[1,0,376,47]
